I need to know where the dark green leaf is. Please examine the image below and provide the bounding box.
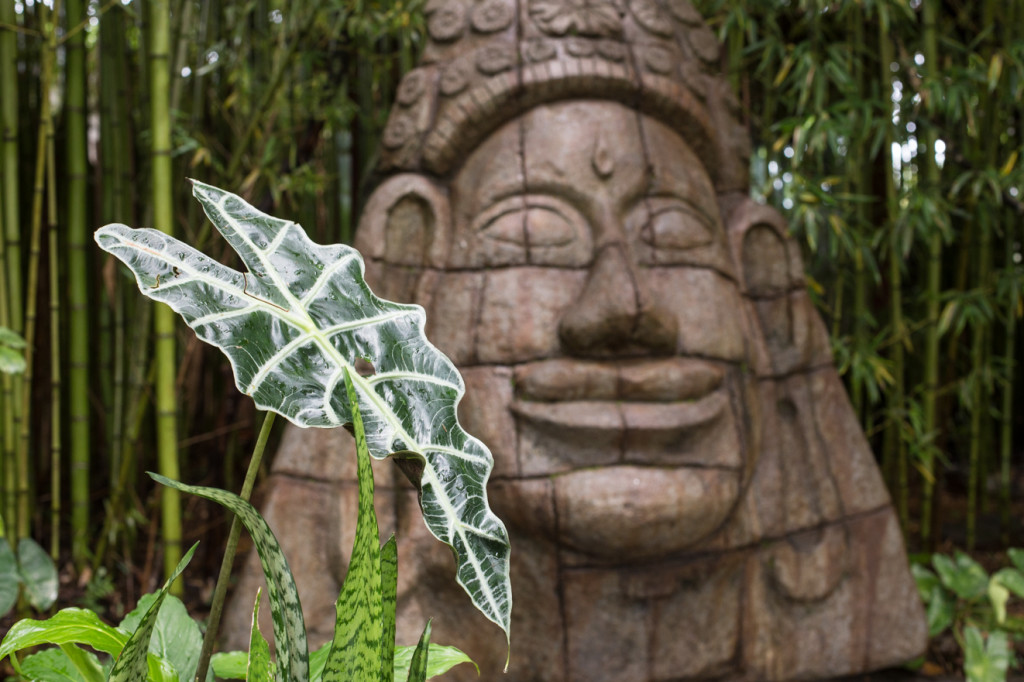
[323,371,384,682]
[380,536,398,682]
[149,474,308,682]
[407,620,431,682]
[18,537,59,610]
[926,584,955,637]
[96,183,512,642]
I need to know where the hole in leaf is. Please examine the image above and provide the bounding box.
[354,357,376,377]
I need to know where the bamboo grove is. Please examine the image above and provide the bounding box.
[0,0,1021,596]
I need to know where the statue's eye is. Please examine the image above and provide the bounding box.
[480,206,577,247]
[641,207,713,250]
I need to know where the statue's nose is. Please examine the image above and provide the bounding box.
[558,244,678,357]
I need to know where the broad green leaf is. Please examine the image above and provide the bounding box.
[394,644,478,681]
[210,652,247,680]
[407,620,431,682]
[1007,549,1024,575]
[988,580,1009,625]
[925,584,954,637]
[248,589,275,682]
[149,473,308,682]
[911,563,939,601]
[119,593,207,682]
[380,536,398,682]
[0,328,26,374]
[60,644,108,682]
[0,537,18,615]
[934,552,989,600]
[20,646,100,682]
[963,626,1011,682]
[109,543,197,682]
[993,567,1024,599]
[0,608,127,661]
[18,537,58,610]
[323,371,384,682]
[95,182,512,642]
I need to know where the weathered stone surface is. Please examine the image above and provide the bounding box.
[224,0,926,678]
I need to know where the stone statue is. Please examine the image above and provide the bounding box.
[223,0,928,679]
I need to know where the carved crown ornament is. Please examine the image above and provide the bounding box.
[379,0,751,192]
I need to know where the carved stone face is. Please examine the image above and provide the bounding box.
[406,100,759,559]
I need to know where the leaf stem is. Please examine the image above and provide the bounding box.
[194,410,276,682]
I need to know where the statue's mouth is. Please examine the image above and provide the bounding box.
[509,357,740,470]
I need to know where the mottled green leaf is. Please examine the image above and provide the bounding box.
[19,646,99,682]
[323,371,384,682]
[95,182,511,642]
[149,473,308,682]
[963,626,1011,682]
[109,543,197,682]
[934,552,989,600]
[0,537,18,616]
[406,621,431,682]
[18,537,58,610]
[393,643,478,681]
[119,593,207,682]
[380,536,398,682]
[248,589,275,682]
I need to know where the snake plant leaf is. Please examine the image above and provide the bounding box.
[109,543,197,682]
[248,590,274,682]
[94,181,511,643]
[380,536,398,682]
[149,473,308,682]
[323,371,384,682]
[406,620,431,682]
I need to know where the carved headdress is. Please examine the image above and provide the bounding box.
[379,0,750,191]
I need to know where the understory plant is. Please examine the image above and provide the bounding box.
[0,181,512,680]
[913,549,1024,682]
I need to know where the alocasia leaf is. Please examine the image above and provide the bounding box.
[95,181,511,643]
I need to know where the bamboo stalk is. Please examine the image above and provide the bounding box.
[1000,213,1017,546]
[47,76,62,561]
[919,0,942,547]
[66,0,92,568]
[148,0,184,591]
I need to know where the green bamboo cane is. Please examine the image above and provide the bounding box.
[47,80,62,562]
[0,0,23,534]
[849,3,868,422]
[1000,214,1017,546]
[878,3,909,534]
[919,0,942,547]
[66,0,92,568]
[149,0,184,591]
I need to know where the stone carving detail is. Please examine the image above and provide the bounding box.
[529,0,624,37]
[223,1,928,680]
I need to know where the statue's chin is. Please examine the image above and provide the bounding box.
[553,466,740,560]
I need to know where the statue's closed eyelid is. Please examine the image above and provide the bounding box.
[627,198,715,250]
[473,196,586,247]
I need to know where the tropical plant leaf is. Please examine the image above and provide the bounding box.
[393,643,478,681]
[109,543,197,682]
[95,181,511,642]
[211,651,247,680]
[934,552,989,600]
[248,589,275,682]
[323,371,384,682]
[380,536,398,682]
[0,608,127,661]
[963,626,1011,682]
[149,473,308,682]
[19,646,100,682]
[0,537,18,616]
[18,537,58,610]
[119,593,208,682]
[59,644,108,682]
[406,621,432,682]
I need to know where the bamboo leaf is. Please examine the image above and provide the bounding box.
[322,370,384,682]
[95,181,511,643]
[149,474,309,682]
[109,543,197,682]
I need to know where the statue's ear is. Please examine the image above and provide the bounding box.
[354,174,452,269]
